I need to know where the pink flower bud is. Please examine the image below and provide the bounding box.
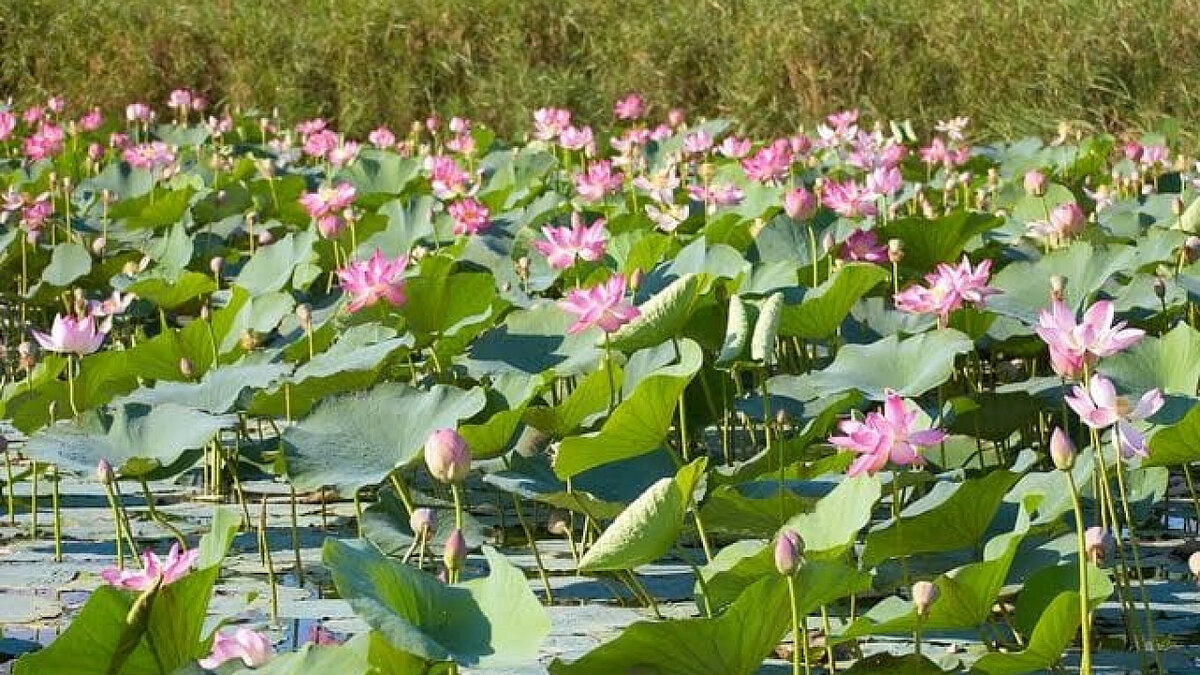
[912,580,940,617]
[1189,551,1200,582]
[424,429,471,483]
[1049,202,1085,236]
[1049,428,1076,472]
[1024,170,1046,196]
[774,529,804,575]
[97,459,115,485]
[409,507,435,538]
[444,528,467,573]
[784,187,816,221]
[1085,526,1112,565]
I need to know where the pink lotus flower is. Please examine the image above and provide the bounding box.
[24,123,64,161]
[645,202,689,233]
[446,132,475,155]
[305,624,342,646]
[633,168,680,204]
[125,103,154,124]
[295,118,328,136]
[717,136,751,159]
[448,197,490,235]
[614,93,645,121]
[895,256,998,319]
[559,125,594,152]
[1140,144,1168,167]
[667,108,687,127]
[829,391,946,477]
[368,126,396,149]
[123,141,176,170]
[79,108,103,132]
[934,117,970,142]
[688,183,743,211]
[23,106,44,125]
[167,89,193,109]
[574,160,622,202]
[327,141,360,167]
[558,274,640,334]
[32,313,108,355]
[783,186,817,221]
[199,627,274,669]
[302,129,339,159]
[741,139,792,182]
[1027,202,1086,244]
[533,214,607,269]
[425,155,471,199]
[533,107,572,140]
[1035,300,1144,379]
[336,250,409,313]
[0,111,17,140]
[866,166,902,197]
[46,96,66,115]
[448,117,471,134]
[822,179,877,218]
[1065,374,1163,458]
[100,543,199,591]
[683,131,712,155]
[840,229,888,263]
[300,183,357,220]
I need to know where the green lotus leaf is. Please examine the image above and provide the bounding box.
[987,241,1138,323]
[466,301,603,378]
[554,338,702,478]
[284,382,486,492]
[749,291,784,364]
[876,211,1001,273]
[779,263,889,340]
[805,329,973,400]
[40,242,92,287]
[607,273,706,352]
[235,229,319,296]
[1098,322,1200,397]
[578,458,706,572]
[324,539,549,667]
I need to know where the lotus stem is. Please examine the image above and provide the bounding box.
[102,479,125,570]
[5,447,15,526]
[259,496,279,626]
[604,333,618,414]
[111,481,143,565]
[66,355,79,417]
[1183,463,1200,533]
[1112,439,1163,673]
[786,574,810,675]
[289,481,303,577]
[30,461,37,540]
[1065,469,1092,675]
[512,495,553,604]
[139,477,187,549]
[820,605,836,672]
[451,483,465,531]
[50,465,62,562]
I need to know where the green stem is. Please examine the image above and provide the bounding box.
[821,605,837,672]
[786,574,810,675]
[1066,470,1093,675]
[139,478,186,549]
[259,497,279,626]
[289,481,304,577]
[892,476,910,589]
[103,482,125,570]
[1183,464,1200,533]
[1112,445,1163,673]
[51,467,62,562]
[30,461,37,540]
[451,483,465,530]
[5,448,15,526]
[512,495,553,604]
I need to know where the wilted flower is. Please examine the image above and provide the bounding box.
[32,313,108,355]
[100,543,199,591]
[829,391,946,477]
[425,429,471,483]
[532,214,607,269]
[198,628,274,669]
[1065,374,1163,458]
[335,250,409,313]
[774,529,804,575]
[558,274,640,334]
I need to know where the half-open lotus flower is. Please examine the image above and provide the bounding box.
[199,627,274,669]
[100,543,199,591]
[31,313,107,355]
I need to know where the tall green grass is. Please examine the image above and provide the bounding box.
[2,0,1198,139]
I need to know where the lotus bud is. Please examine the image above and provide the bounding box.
[630,268,643,292]
[409,507,435,538]
[1049,275,1066,302]
[200,305,212,322]
[1153,275,1167,301]
[887,238,904,264]
[97,459,115,485]
[547,509,571,536]
[1049,427,1075,472]
[1049,202,1085,236]
[91,237,106,256]
[209,257,223,276]
[667,108,687,128]
[424,429,471,484]
[784,187,816,221]
[179,357,194,379]
[1023,170,1046,196]
[443,528,466,573]
[296,303,312,329]
[425,115,441,133]
[1085,526,1112,565]
[912,580,940,618]
[258,229,274,246]
[1188,551,1200,582]
[774,529,804,575]
[775,409,790,428]
[986,167,999,187]
[515,255,530,280]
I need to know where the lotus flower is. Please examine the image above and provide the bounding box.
[829,391,946,477]
[614,93,645,121]
[774,530,803,575]
[532,214,607,269]
[840,229,888,263]
[448,197,490,236]
[32,313,107,355]
[533,107,572,140]
[895,256,997,319]
[1065,374,1163,458]
[336,249,409,313]
[821,179,877,218]
[1035,300,1143,379]
[558,274,639,334]
[368,126,396,149]
[425,429,471,483]
[100,543,199,591]
[784,187,817,221]
[199,627,274,669]
[574,160,622,202]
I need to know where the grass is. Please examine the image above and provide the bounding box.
[2,0,1199,140]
